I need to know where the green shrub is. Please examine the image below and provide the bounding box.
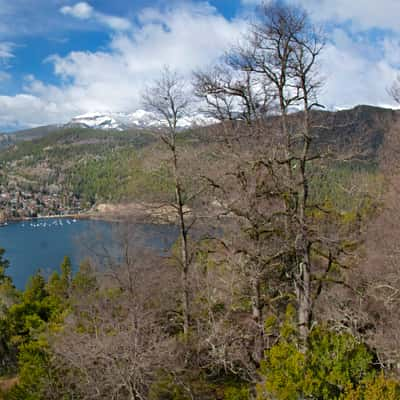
[257,326,382,400]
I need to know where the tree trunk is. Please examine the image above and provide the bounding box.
[297,92,312,346]
[296,257,311,345]
[251,275,264,362]
[173,148,190,339]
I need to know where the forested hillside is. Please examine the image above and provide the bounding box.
[1,2,400,400]
[0,127,174,215]
[0,105,393,209]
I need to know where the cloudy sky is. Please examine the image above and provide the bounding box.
[0,0,398,130]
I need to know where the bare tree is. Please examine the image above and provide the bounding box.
[48,254,177,400]
[193,64,274,123]
[142,67,194,339]
[195,1,359,348]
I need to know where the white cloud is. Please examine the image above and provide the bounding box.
[319,30,397,109]
[60,2,93,20]
[60,2,131,31]
[0,42,14,95]
[96,14,131,31]
[291,0,400,33]
[0,94,65,130]
[49,3,243,110]
[243,0,400,32]
[0,42,14,60]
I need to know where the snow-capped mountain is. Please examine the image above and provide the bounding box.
[67,110,216,131]
[69,113,121,130]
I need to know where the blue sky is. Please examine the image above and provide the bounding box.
[0,0,399,130]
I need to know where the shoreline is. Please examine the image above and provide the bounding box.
[0,213,89,226]
[0,202,184,226]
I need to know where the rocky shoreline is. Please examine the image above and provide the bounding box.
[89,202,188,224]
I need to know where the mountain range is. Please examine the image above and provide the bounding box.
[67,110,217,131]
[0,105,397,160]
[0,109,216,146]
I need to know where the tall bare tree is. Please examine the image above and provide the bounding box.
[195,1,358,347]
[142,67,193,339]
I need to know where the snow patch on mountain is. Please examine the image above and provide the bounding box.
[67,110,217,131]
[69,112,123,130]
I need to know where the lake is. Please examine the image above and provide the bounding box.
[0,218,178,289]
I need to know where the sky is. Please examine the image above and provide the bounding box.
[0,0,398,131]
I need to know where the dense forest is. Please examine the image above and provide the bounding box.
[2,2,400,399]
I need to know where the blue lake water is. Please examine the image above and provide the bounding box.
[0,218,178,289]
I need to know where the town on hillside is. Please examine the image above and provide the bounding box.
[0,185,84,223]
